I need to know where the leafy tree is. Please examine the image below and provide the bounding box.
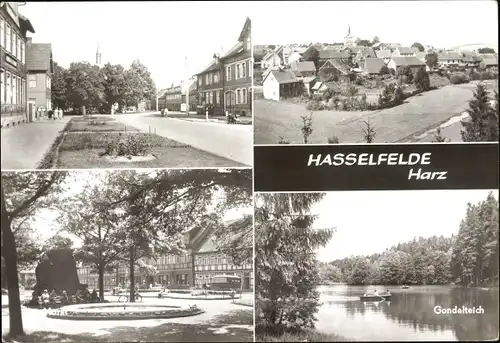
[415,66,431,91]
[362,120,376,143]
[356,39,372,47]
[42,233,74,252]
[349,259,372,285]
[51,62,68,110]
[1,171,67,337]
[328,135,340,144]
[425,52,439,69]
[397,66,414,84]
[300,113,314,144]
[411,42,425,52]
[379,65,389,75]
[478,47,496,54]
[123,60,156,109]
[255,193,334,335]
[372,36,380,45]
[65,62,105,114]
[305,48,320,71]
[101,63,127,112]
[461,83,499,142]
[318,263,342,283]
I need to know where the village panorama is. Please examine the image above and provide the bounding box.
[253,27,498,145]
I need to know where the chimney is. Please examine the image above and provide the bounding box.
[213,53,219,65]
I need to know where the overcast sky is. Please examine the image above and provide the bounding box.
[19,1,249,89]
[250,0,498,49]
[314,190,498,262]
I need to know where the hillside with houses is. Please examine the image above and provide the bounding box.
[253,27,498,144]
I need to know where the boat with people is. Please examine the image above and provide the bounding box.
[401,285,410,289]
[360,294,392,301]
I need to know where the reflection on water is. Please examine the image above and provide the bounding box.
[316,285,499,341]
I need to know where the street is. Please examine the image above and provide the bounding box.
[115,112,252,166]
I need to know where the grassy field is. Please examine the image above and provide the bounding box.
[254,82,491,144]
[38,116,244,168]
[257,330,348,342]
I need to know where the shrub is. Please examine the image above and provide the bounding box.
[306,100,320,111]
[300,113,314,144]
[103,134,151,156]
[450,73,469,84]
[328,135,340,144]
[379,65,390,75]
[415,67,431,91]
[277,137,290,144]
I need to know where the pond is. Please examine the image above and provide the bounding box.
[316,284,499,341]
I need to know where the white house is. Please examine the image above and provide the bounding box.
[261,51,282,69]
[262,69,301,101]
[287,51,303,66]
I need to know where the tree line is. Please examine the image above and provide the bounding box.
[1,169,252,337]
[51,59,156,114]
[318,192,499,287]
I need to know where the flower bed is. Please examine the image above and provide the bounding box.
[47,303,204,320]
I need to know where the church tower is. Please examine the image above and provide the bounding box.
[344,25,354,47]
[95,43,102,67]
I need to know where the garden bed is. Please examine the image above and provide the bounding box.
[47,303,204,320]
[164,293,240,300]
[38,130,242,169]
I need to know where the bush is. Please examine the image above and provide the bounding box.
[450,73,469,84]
[103,134,151,156]
[327,135,340,144]
[306,100,320,111]
[415,67,431,91]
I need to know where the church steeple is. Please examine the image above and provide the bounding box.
[96,43,102,66]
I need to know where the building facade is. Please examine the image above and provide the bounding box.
[0,2,35,128]
[26,40,53,112]
[77,218,253,291]
[164,84,182,111]
[220,17,252,117]
[195,55,224,115]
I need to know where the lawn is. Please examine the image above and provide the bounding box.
[37,117,242,169]
[3,309,253,343]
[254,82,486,144]
[257,330,348,342]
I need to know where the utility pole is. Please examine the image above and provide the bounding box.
[155,86,159,112]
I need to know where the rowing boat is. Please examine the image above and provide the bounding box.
[360,294,391,301]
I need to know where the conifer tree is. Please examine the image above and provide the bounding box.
[461,83,498,142]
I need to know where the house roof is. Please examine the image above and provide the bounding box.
[26,43,52,72]
[415,52,426,61]
[397,47,415,55]
[311,81,323,90]
[319,59,351,75]
[358,47,376,58]
[319,50,349,60]
[364,58,386,74]
[390,56,426,67]
[479,53,497,60]
[19,14,35,34]
[438,52,462,61]
[462,52,481,62]
[292,61,316,73]
[301,76,317,84]
[482,57,498,66]
[262,50,278,61]
[376,49,392,58]
[221,41,245,60]
[238,17,251,42]
[196,57,222,75]
[264,70,299,84]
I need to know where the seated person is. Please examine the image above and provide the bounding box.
[374,290,379,296]
[41,289,50,308]
[158,287,169,298]
[90,289,98,303]
[61,290,70,304]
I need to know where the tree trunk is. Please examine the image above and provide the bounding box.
[1,189,24,336]
[129,246,135,302]
[98,264,105,302]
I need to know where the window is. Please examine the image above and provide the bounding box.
[47,76,51,89]
[17,35,21,60]
[209,92,213,104]
[198,77,202,86]
[28,74,37,88]
[236,89,241,104]
[21,41,25,64]
[226,66,231,81]
[205,73,209,85]
[242,88,247,104]
[214,72,219,83]
[215,90,220,104]
[236,64,240,79]
[0,18,4,48]
[12,75,17,104]
[6,24,11,53]
[242,62,247,78]
[0,70,4,105]
[12,33,17,58]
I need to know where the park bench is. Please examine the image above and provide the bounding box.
[52,296,62,308]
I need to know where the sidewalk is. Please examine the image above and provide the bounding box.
[1,118,70,170]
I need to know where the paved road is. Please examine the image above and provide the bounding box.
[1,118,70,170]
[115,113,252,166]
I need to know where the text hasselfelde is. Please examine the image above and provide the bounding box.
[307,153,433,167]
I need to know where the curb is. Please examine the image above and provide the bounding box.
[47,309,205,321]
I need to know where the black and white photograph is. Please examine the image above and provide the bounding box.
[255,191,499,342]
[1,2,252,170]
[1,169,254,342]
[252,1,498,144]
